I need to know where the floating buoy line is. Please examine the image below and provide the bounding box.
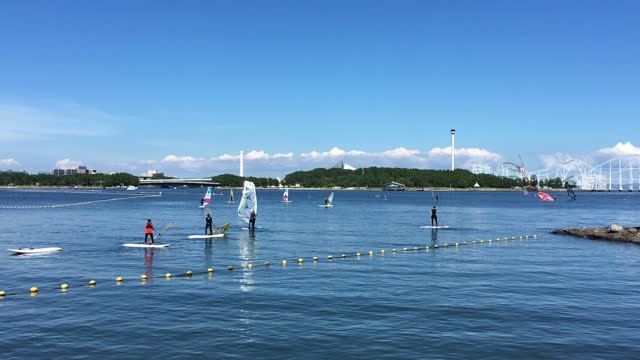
[0,234,539,299]
[0,193,161,209]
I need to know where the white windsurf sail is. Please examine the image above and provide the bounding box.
[228,189,235,203]
[327,192,334,205]
[237,181,258,223]
[282,188,289,203]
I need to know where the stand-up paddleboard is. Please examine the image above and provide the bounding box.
[242,226,266,231]
[122,243,170,248]
[187,234,225,239]
[420,225,450,229]
[8,247,62,254]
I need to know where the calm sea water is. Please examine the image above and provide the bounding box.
[1,188,639,359]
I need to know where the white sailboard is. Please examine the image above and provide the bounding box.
[122,243,170,248]
[199,187,212,208]
[281,188,291,203]
[238,181,258,225]
[319,192,334,207]
[226,189,235,204]
[187,234,225,239]
[419,225,450,229]
[8,247,62,254]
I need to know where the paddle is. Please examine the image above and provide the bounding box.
[154,223,173,242]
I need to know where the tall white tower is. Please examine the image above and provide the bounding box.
[450,129,456,171]
[240,150,244,177]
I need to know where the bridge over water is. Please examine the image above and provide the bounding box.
[139,178,219,188]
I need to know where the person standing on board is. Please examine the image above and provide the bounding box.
[205,213,213,235]
[200,198,205,206]
[249,210,257,231]
[324,197,329,206]
[145,219,155,244]
[430,206,438,227]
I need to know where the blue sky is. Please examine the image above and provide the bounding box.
[1,0,639,177]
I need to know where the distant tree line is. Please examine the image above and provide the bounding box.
[0,172,139,187]
[211,174,280,188]
[281,167,564,189]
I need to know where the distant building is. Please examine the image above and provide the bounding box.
[331,160,356,171]
[141,170,165,179]
[383,182,406,191]
[471,164,493,175]
[52,166,96,176]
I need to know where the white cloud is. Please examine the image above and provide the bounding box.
[598,142,640,156]
[55,159,82,169]
[215,154,240,160]
[0,158,20,167]
[161,154,206,169]
[0,102,117,141]
[381,147,420,158]
[300,147,366,159]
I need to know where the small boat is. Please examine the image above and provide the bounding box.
[126,185,138,191]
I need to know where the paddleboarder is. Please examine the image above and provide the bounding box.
[145,219,155,244]
[205,214,213,235]
[430,206,438,226]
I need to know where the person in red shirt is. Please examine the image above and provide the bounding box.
[145,219,155,244]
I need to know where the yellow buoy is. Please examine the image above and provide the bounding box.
[313,256,318,261]
[472,241,476,244]
[392,248,397,252]
[463,241,467,245]
[165,273,172,279]
[341,254,347,259]
[455,243,458,247]
[227,266,233,271]
[520,236,523,239]
[403,247,408,252]
[141,275,147,281]
[116,276,123,282]
[0,290,5,297]
[30,287,38,293]
[247,264,253,269]
[186,271,193,276]
[298,258,303,263]
[381,249,386,254]
[208,268,214,273]
[88,280,96,286]
[480,240,484,243]
[413,247,418,251]
[434,245,439,248]
[488,239,492,243]
[425,246,429,250]
[533,234,537,238]
[328,255,333,260]
[356,252,361,257]
[525,235,529,238]
[60,283,69,290]
[282,260,287,265]
[368,251,373,256]
[511,237,515,240]
[264,262,270,267]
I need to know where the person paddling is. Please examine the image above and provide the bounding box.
[430,206,438,227]
[205,213,213,235]
[145,219,155,244]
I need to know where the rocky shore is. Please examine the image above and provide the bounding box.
[552,224,640,244]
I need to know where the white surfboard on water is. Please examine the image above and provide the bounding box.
[122,243,170,248]
[187,234,225,239]
[420,225,450,229]
[8,247,62,254]
[242,226,266,231]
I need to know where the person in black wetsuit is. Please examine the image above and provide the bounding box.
[430,206,438,226]
[249,210,257,230]
[324,197,329,206]
[205,213,213,235]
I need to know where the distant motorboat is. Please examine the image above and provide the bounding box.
[126,185,138,191]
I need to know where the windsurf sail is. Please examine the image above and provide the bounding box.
[237,181,258,223]
[228,189,235,203]
[327,192,334,205]
[537,191,556,202]
[201,187,212,206]
[282,188,289,202]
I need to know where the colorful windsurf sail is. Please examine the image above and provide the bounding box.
[537,191,556,202]
[282,188,289,203]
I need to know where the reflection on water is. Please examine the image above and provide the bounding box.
[431,228,438,242]
[144,249,154,277]
[238,230,257,293]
